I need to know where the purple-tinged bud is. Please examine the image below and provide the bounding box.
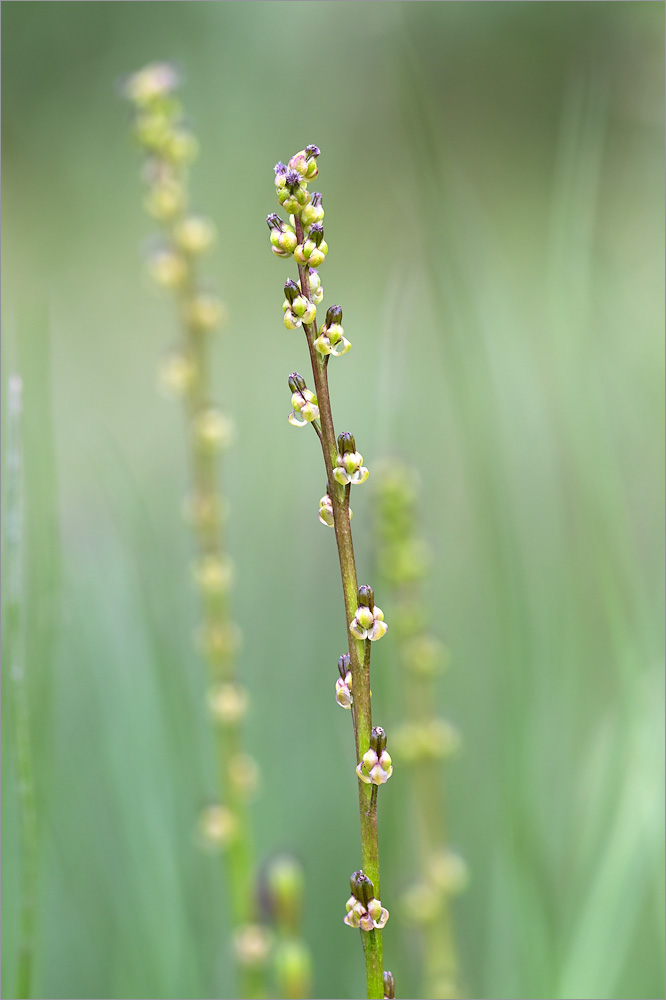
[350,870,375,908]
[288,372,306,394]
[325,304,343,327]
[284,279,299,304]
[305,144,320,159]
[266,213,284,231]
[310,192,322,207]
[357,584,375,610]
[285,170,302,191]
[274,162,287,176]
[309,222,324,247]
[369,726,387,756]
[338,653,351,680]
[337,431,356,455]
[383,971,395,999]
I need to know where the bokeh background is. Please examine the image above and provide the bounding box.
[2,3,664,999]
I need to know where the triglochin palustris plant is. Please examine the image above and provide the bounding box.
[266,146,395,1000]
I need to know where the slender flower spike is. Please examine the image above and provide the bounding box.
[314,304,351,357]
[294,222,328,268]
[333,432,369,486]
[357,726,393,785]
[283,278,316,329]
[267,214,298,257]
[335,653,353,708]
[318,492,352,527]
[287,373,320,426]
[344,870,390,930]
[349,584,388,642]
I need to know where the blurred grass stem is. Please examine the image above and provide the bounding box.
[6,375,38,1000]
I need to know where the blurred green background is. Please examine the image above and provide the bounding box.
[2,2,664,998]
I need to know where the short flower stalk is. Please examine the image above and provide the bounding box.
[266,146,391,1000]
[124,63,263,998]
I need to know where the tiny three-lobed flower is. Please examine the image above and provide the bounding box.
[294,222,328,268]
[356,726,393,785]
[314,304,351,357]
[333,432,369,486]
[287,372,320,426]
[318,491,353,527]
[343,870,389,931]
[335,653,353,708]
[350,585,388,641]
[283,278,316,329]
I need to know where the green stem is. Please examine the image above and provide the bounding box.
[295,226,384,1000]
[6,376,38,1000]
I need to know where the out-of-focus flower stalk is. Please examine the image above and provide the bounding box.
[374,464,467,1000]
[6,375,38,1000]
[123,63,266,999]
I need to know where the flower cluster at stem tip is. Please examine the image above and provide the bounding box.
[123,63,226,336]
[266,145,357,354]
[344,871,389,931]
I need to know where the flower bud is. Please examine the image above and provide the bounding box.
[192,554,234,595]
[233,924,271,968]
[174,215,216,255]
[274,162,288,188]
[301,191,324,228]
[207,682,248,724]
[159,350,195,398]
[275,939,313,1000]
[325,304,342,327]
[369,725,387,756]
[197,803,237,850]
[383,971,395,1000]
[186,294,227,332]
[288,372,306,393]
[123,62,180,106]
[350,870,375,908]
[288,145,320,180]
[429,849,469,896]
[144,179,187,221]
[338,431,356,456]
[147,248,187,288]
[266,854,305,928]
[228,753,260,798]
[284,278,299,304]
[338,653,351,679]
[194,408,235,451]
[164,128,199,165]
[357,584,375,610]
[310,222,324,245]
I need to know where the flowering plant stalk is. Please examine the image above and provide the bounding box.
[374,466,467,999]
[267,147,393,1000]
[123,64,267,998]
